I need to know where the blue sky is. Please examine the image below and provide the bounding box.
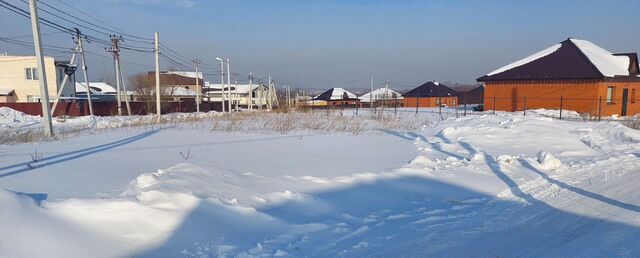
[2,0,640,90]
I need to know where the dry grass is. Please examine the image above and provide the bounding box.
[0,110,428,144]
[622,115,640,130]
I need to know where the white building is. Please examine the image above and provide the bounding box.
[204,83,273,109]
[0,55,75,102]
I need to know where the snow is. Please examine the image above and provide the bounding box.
[315,87,358,100]
[359,88,403,103]
[570,39,632,77]
[1,108,640,257]
[486,43,562,76]
[75,82,117,94]
[0,107,38,129]
[166,71,203,79]
[0,89,14,95]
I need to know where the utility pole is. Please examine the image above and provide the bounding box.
[118,62,131,115]
[107,35,124,115]
[215,57,225,112]
[384,80,389,110]
[76,28,93,116]
[370,75,374,110]
[259,76,263,110]
[28,0,53,137]
[51,45,78,115]
[193,59,201,112]
[267,76,272,109]
[154,32,161,123]
[249,72,253,110]
[287,85,291,110]
[233,72,239,111]
[226,58,232,112]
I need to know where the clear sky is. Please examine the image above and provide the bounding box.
[2,0,640,90]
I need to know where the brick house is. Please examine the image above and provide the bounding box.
[477,38,640,117]
[403,81,458,108]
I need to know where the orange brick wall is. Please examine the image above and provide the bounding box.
[483,80,640,116]
[595,82,640,117]
[403,97,458,108]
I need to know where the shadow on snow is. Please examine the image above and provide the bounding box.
[135,174,640,258]
[0,129,161,179]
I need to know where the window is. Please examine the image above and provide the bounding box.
[435,98,441,105]
[25,68,38,80]
[632,89,636,104]
[606,86,614,103]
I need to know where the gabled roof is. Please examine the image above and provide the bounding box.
[403,81,457,97]
[359,88,403,103]
[313,88,358,101]
[478,38,639,82]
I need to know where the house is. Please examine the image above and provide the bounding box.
[75,82,133,102]
[477,38,640,116]
[0,55,75,102]
[204,83,272,109]
[359,88,403,107]
[454,85,485,105]
[312,88,360,107]
[402,81,459,107]
[146,71,203,101]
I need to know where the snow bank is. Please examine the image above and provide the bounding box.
[0,107,38,128]
[536,151,561,170]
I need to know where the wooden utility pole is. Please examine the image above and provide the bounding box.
[28,0,53,137]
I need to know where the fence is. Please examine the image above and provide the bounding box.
[0,100,225,117]
[299,95,639,125]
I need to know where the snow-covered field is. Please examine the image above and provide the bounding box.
[1,107,640,257]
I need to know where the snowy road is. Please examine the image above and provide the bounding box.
[1,111,640,257]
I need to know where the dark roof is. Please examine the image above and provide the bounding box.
[454,85,484,104]
[403,81,457,97]
[477,39,639,82]
[146,72,204,86]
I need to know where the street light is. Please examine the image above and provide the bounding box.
[215,57,225,112]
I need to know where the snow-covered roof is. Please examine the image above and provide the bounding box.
[205,84,262,94]
[479,38,638,81]
[165,71,203,79]
[0,89,15,96]
[75,82,116,94]
[570,39,631,77]
[359,88,403,103]
[487,43,562,76]
[314,88,358,101]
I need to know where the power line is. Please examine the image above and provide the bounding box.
[36,0,154,44]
